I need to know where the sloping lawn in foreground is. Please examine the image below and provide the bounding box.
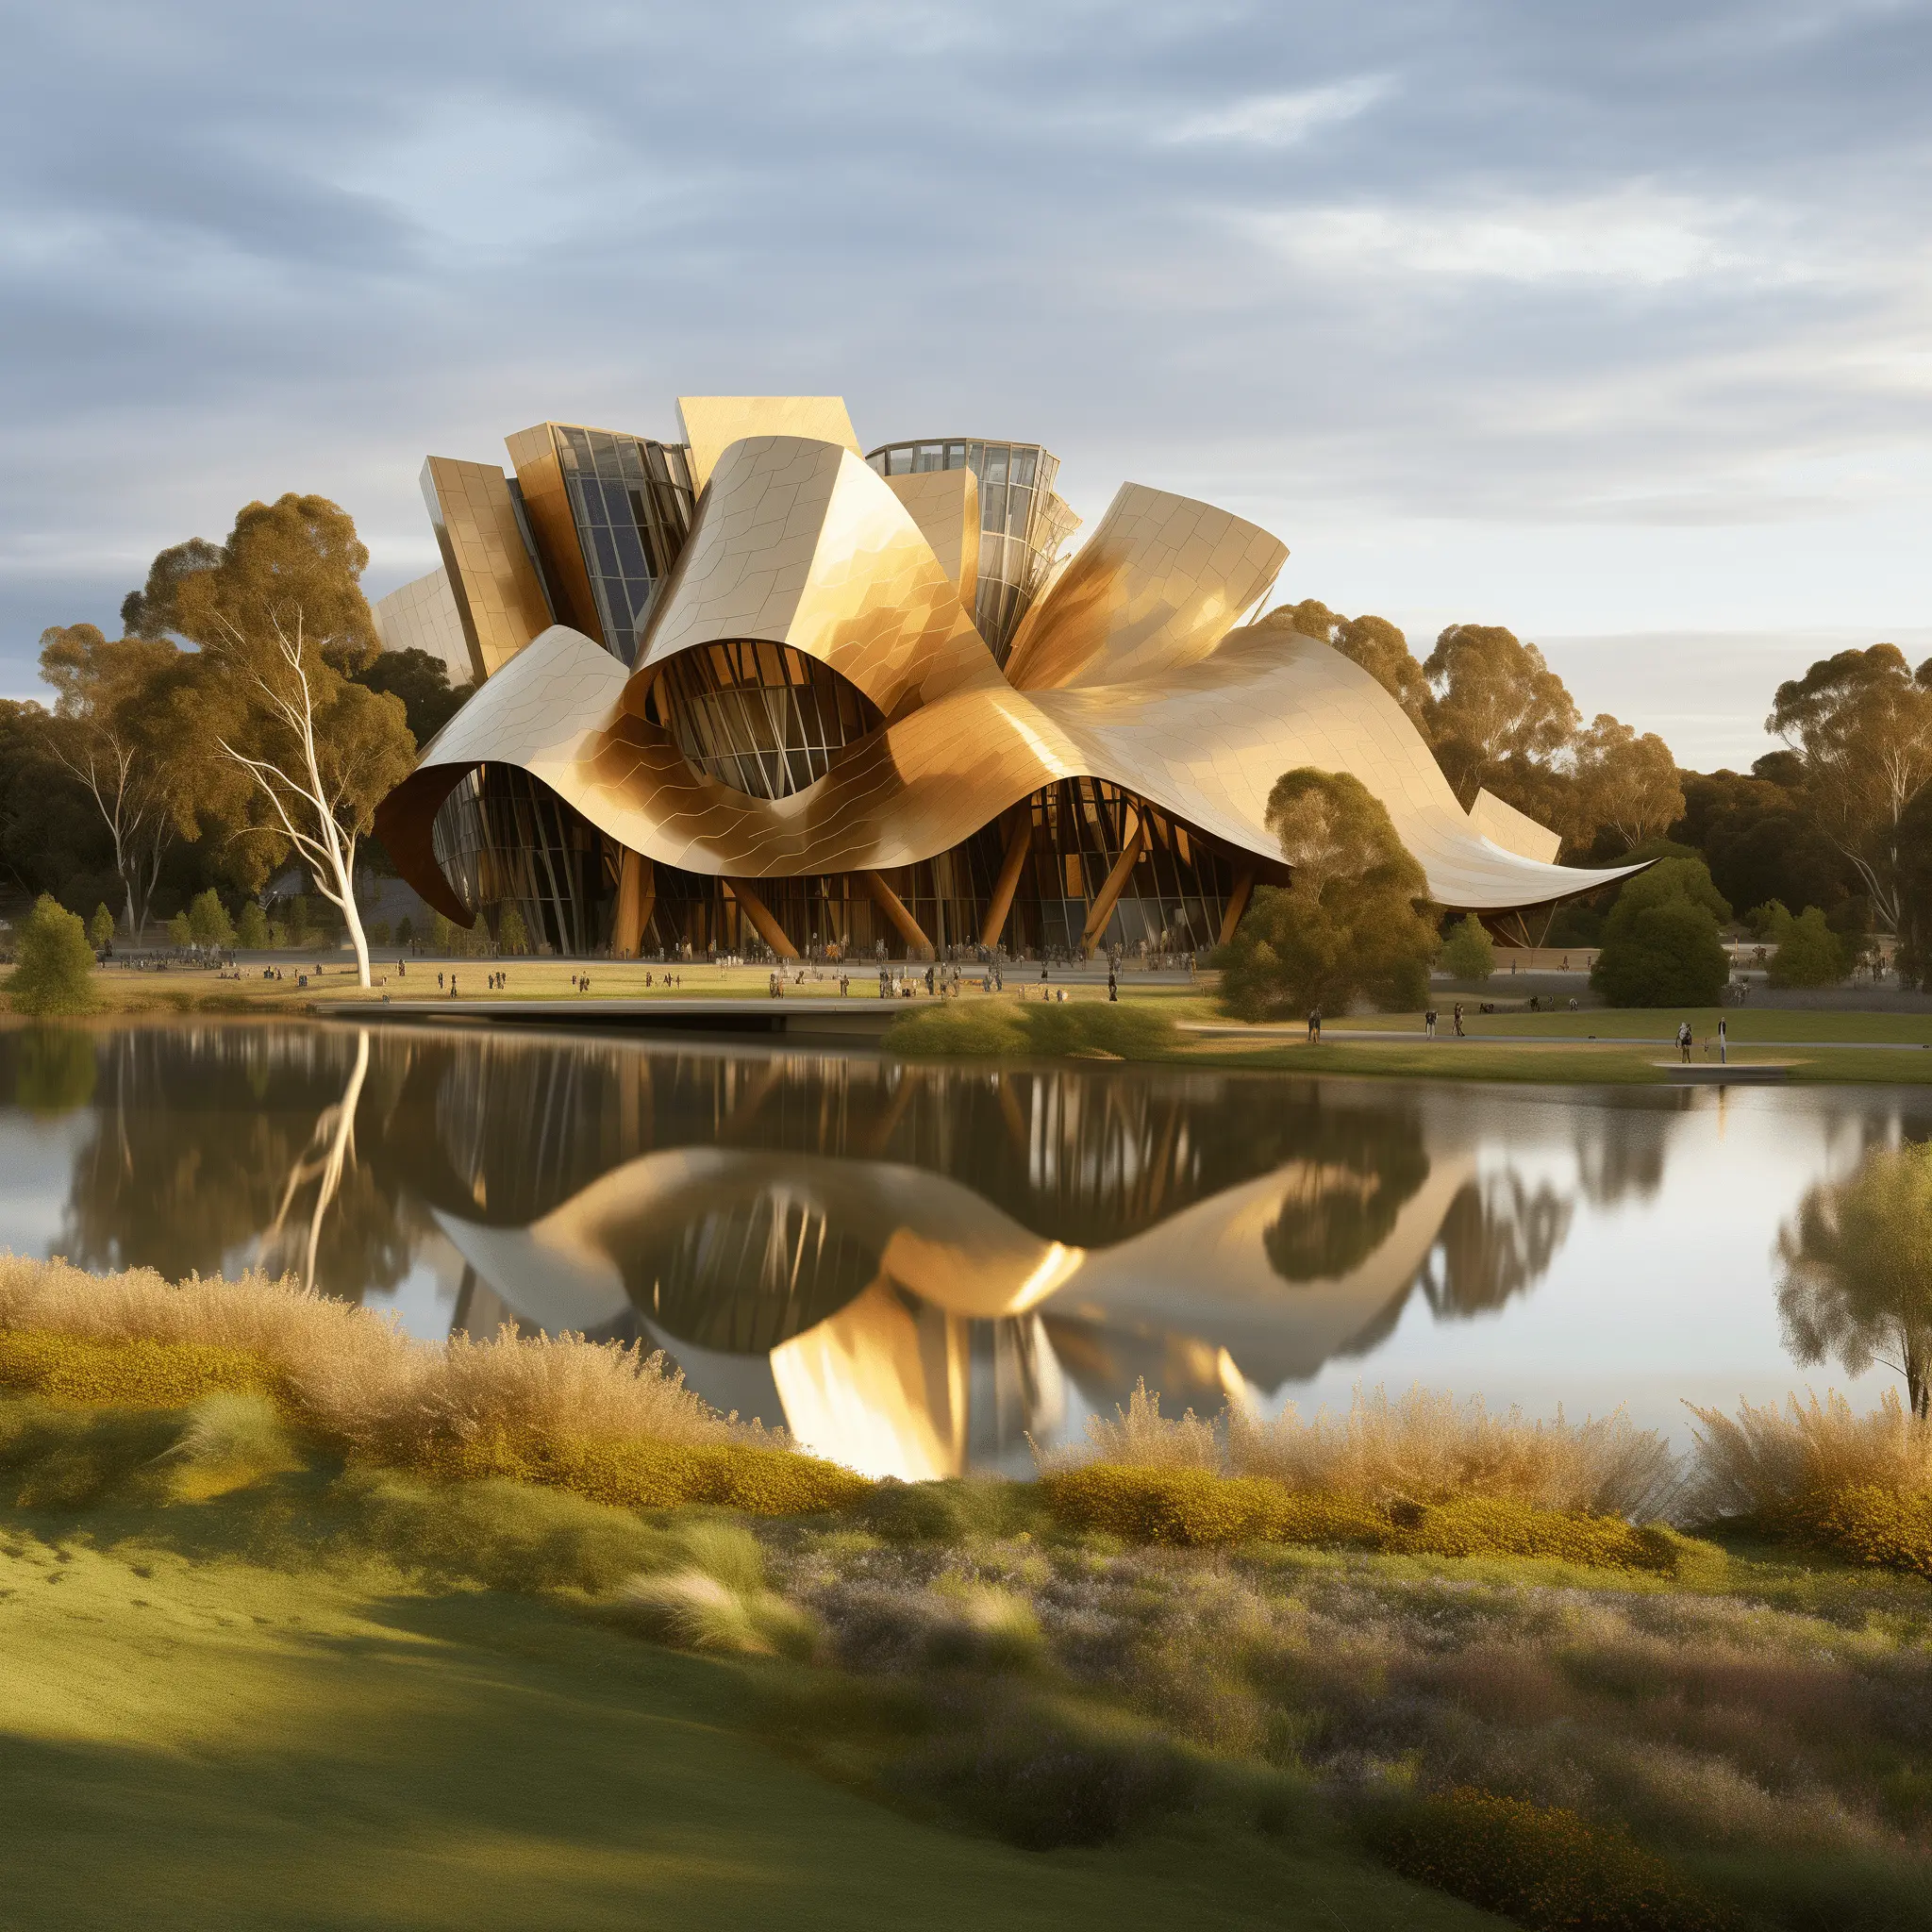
[0,1504,1485,1932]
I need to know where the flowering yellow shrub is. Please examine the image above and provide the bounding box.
[1041,1464,1685,1572]
[0,1329,275,1408]
[1787,1483,1932,1577]
[408,1433,872,1518]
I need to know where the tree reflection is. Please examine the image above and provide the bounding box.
[1417,1173,1574,1317]
[1571,1094,1679,1208]
[58,1025,413,1299]
[1262,1093,1431,1282]
[8,1027,97,1116]
[1777,1141,1932,1415]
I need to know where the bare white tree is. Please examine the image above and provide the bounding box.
[205,611,415,991]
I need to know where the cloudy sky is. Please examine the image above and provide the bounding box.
[4,0,1927,768]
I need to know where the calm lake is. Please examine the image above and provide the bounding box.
[2,1021,1924,1478]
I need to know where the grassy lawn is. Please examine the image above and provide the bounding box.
[0,1493,1486,1932]
[15,962,1932,1085]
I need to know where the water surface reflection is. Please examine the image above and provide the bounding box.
[2,1024,1924,1475]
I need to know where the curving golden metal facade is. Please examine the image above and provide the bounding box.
[378,401,1640,955]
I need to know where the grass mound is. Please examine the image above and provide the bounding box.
[1364,1787,1740,1931]
[1041,1462,1699,1573]
[883,1000,1178,1060]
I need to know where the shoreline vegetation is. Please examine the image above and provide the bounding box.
[7,1256,1932,1929]
[8,958,1932,1084]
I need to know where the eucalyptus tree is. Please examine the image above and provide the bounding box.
[1769,644,1932,936]
[36,624,186,938]
[152,494,416,990]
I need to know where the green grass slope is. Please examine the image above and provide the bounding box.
[0,1505,1488,1932]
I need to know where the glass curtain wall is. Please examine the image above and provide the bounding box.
[431,766,614,956]
[555,428,695,665]
[864,440,1080,665]
[643,641,884,799]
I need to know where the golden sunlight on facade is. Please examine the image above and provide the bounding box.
[376,395,1629,959]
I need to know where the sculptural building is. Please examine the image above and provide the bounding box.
[375,395,1623,959]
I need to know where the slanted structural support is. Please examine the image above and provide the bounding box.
[725,877,799,960]
[1081,811,1147,956]
[863,870,934,958]
[979,810,1033,951]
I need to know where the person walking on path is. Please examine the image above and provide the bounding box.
[1425,1008,1438,1040]
[1307,1006,1322,1042]
[1718,1016,1727,1065]
[1677,1020,1692,1063]
[1453,1002,1465,1038]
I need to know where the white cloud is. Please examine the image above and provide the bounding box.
[1244,191,1768,287]
[1160,74,1394,147]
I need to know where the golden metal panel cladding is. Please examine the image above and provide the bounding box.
[420,457,551,683]
[882,467,981,607]
[381,427,1641,917]
[676,396,861,492]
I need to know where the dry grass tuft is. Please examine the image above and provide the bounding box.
[0,1253,781,1485]
[1050,1377,1679,1521]
[1231,1386,1680,1519]
[1042,1380,1220,1474]
[1684,1388,1932,1522]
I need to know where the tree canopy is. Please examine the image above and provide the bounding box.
[1219,769,1439,1019]
[155,493,413,986]
[1588,856,1731,1008]
[1423,624,1580,808]
[1768,643,1932,936]
[352,646,472,747]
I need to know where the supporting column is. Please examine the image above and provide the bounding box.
[979,810,1033,951]
[613,849,655,957]
[1081,813,1146,956]
[724,877,799,960]
[1216,864,1257,948]
[862,870,933,958]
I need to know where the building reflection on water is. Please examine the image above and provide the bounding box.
[8,1023,1750,1478]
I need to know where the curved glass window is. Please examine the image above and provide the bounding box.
[865,438,1081,667]
[648,641,883,800]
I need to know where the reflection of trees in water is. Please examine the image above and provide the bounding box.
[1261,1094,1430,1282]
[1417,1173,1574,1318]
[8,1028,98,1116]
[1777,1142,1932,1416]
[1570,1094,1681,1208]
[56,1026,415,1300]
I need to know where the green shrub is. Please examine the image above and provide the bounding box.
[4,894,101,1015]
[1440,914,1495,981]
[88,903,115,949]
[236,902,270,949]
[187,888,237,949]
[1364,1787,1739,1931]
[1767,906,1847,989]
[1040,1464,1690,1572]
[0,1329,275,1407]
[1591,858,1731,1008]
